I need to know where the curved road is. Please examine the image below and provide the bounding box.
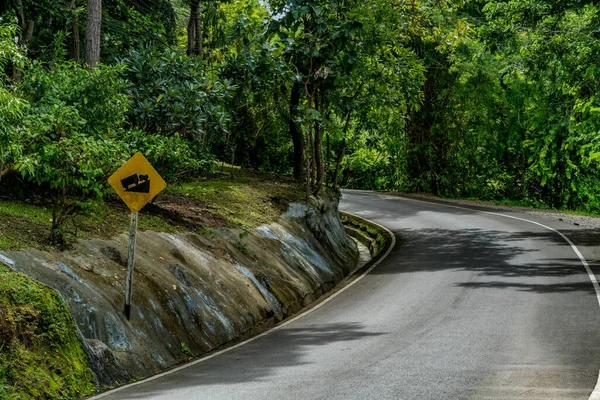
[95,190,600,399]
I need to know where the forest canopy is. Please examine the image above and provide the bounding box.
[1,0,600,243]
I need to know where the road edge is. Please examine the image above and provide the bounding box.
[87,212,396,399]
[378,192,600,400]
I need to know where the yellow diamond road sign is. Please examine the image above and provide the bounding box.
[108,152,166,213]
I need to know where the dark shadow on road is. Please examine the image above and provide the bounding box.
[368,227,598,296]
[457,280,595,293]
[111,322,384,398]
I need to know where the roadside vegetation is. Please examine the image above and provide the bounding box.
[0,0,599,251]
[0,264,96,399]
[0,1,598,399]
[0,167,303,251]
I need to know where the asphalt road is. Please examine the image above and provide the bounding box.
[96,190,600,399]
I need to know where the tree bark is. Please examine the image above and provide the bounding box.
[68,0,81,62]
[332,138,346,191]
[187,0,201,57]
[85,0,102,67]
[305,132,312,202]
[332,110,353,191]
[289,81,304,180]
[11,0,34,42]
[12,0,26,34]
[325,133,330,185]
[186,7,195,55]
[195,1,202,58]
[313,86,324,195]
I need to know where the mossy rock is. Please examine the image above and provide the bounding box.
[0,264,96,399]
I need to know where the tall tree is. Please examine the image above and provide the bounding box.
[187,0,202,57]
[68,0,81,62]
[85,0,101,67]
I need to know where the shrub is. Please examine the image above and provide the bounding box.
[121,47,233,141]
[0,23,28,186]
[19,60,131,137]
[16,126,127,244]
[122,130,215,182]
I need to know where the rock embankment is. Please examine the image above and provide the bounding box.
[0,192,358,389]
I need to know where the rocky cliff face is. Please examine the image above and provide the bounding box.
[0,193,358,388]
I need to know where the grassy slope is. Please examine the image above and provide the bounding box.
[0,168,304,251]
[165,168,304,228]
[0,168,304,399]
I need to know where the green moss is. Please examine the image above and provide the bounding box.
[0,264,96,399]
[167,168,304,228]
[340,214,389,255]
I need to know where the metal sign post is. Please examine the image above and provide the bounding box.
[124,212,138,320]
[108,152,166,320]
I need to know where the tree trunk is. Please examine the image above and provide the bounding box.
[313,118,324,193]
[332,110,353,191]
[325,133,330,185]
[11,0,32,81]
[187,0,201,57]
[289,81,304,180]
[12,0,26,35]
[332,138,346,192]
[305,133,312,202]
[11,0,34,42]
[85,0,102,67]
[186,8,195,55]
[68,0,81,62]
[313,84,326,194]
[195,1,202,58]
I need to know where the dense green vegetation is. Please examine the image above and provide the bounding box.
[1,0,600,248]
[0,264,96,399]
[1,2,598,397]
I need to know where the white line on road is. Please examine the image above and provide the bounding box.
[374,193,600,400]
[88,213,396,399]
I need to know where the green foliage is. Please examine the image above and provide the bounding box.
[0,23,27,71]
[0,265,96,399]
[10,61,131,244]
[17,132,127,244]
[3,0,600,242]
[0,23,28,182]
[103,0,177,58]
[121,48,233,140]
[180,342,192,357]
[19,61,131,137]
[122,130,215,182]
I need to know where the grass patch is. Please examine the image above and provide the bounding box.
[0,264,96,399]
[0,168,303,250]
[0,199,182,251]
[166,168,304,228]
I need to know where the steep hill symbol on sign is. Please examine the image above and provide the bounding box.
[121,174,150,193]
